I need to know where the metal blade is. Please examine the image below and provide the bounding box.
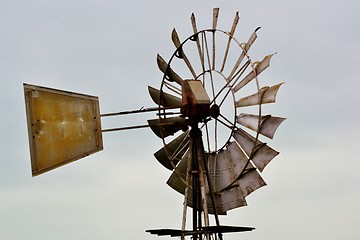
[228,28,260,80]
[191,13,205,73]
[233,128,279,172]
[148,86,182,108]
[212,8,219,29]
[229,11,240,38]
[168,150,249,215]
[205,151,249,214]
[206,153,247,215]
[148,117,189,138]
[157,54,183,85]
[154,131,189,170]
[171,28,197,78]
[167,171,187,195]
[212,8,219,70]
[236,83,283,107]
[237,113,286,139]
[167,150,190,194]
[220,11,239,72]
[207,142,249,191]
[237,168,266,197]
[208,184,247,215]
[233,54,275,92]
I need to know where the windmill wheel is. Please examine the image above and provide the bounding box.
[148,8,285,215]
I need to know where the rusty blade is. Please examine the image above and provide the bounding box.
[171,28,197,78]
[154,131,189,170]
[233,128,279,172]
[167,150,190,194]
[237,113,286,139]
[220,11,239,72]
[228,28,260,80]
[148,86,182,108]
[233,53,275,93]
[235,82,284,108]
[229,12,240,37]
[191,13,205,73]
[212,7,219,29]
[148,117,190,138]
[212,8,219,70]
[157,54,183,85]
[207,142,249,192]
[206,152,248,215]
[209,183,247,215]
[237,168,266,197]
[168,150,250,215]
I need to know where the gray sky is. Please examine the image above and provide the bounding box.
[1,0,359,239]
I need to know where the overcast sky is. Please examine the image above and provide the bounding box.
[1,1,359,240]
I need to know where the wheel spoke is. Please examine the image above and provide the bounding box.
[204,123,211,153]
[216,61,250,108]
[217,114,235,131]
[218,113,235,128]
[217,88,232,109]
[202,32,216,101]
[231,59,251,83]
[164,81,182,96]
[208,60,250,107]
[214,119,218,152]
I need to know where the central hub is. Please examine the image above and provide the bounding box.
[181,80,215,121]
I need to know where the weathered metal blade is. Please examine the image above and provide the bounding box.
[171,28,197,78]
[235,83,284,108]
[167,152,232,215]
[212,8,219,29]
[207,142,249,191]
[167,171,186,195]
[191,13,198,33]
[233,128,279,172]
[191,13,205,73]
[237,168,266,197]
[204,151,249,214]
[228,28,260,80]
[212,8,219,70]
[233,54,275,93]
[244,27,260,52]
[167,150,190,194]
[154,131,189,170]
[157,54,183,85]
[220,11,239,72]
[148,117,189,138]
[148,86,182,108]
[237,113,286,139]
[229,11,240,38]
[209,184,247,215]
[184,152,248,215]
[168,149,250,215]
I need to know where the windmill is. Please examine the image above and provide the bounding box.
[24,8,285,240]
